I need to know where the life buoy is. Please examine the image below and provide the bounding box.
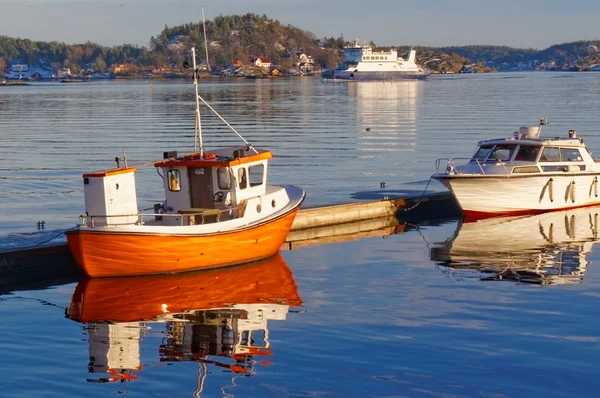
[203,153,217,160]
[183,153,200,160]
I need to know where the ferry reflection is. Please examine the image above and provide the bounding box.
[430,207,600,285]
[351,81,421,148]
[66,252,302,384]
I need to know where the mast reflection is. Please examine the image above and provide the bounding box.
[430,207,600,285]
[66,252,302,384]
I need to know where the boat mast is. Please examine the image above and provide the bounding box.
[192,47,204,155]
[202,6,211,72]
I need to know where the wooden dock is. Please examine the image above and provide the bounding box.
[0,191,461,292]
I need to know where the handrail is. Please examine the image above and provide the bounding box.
[434,157,517,176]
[83,204,246,227]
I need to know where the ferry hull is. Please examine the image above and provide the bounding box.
[434,173,600,221]
[66,207,299,277]
[330,71,429,81]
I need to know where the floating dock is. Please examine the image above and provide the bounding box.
[0,191,461,292]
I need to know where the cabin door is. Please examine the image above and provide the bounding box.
[188,167,214,210]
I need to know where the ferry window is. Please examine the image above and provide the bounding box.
[561,148,582,162]
[238,168,247,189]
[539,147,561,162]
[472,145,494,160]
[167,169,181,192]
[489,144,516,161]
[514,146,540,161]
[249,164,264,187]
[217,167,231,190]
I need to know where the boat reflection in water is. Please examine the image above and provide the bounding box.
[430,206,600,285]
[65,252,302,385]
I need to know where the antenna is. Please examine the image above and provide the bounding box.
[539,117,548,135]
[202,6,211,72]
[192,47,204,155]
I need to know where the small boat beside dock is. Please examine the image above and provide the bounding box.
[64,47,305,277]
[433,118,600,220]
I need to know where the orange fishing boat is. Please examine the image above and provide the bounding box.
[66,253,302,382]
[65,48,305,277]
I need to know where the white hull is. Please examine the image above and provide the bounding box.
[437,173,600,216]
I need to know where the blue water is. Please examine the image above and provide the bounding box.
[2,73,600,397]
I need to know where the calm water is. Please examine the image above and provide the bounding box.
[1,73,600,397]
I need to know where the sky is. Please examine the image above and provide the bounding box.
[0,0,599,50]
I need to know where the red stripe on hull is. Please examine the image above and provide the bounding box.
[463,202,600,223]
[66,208,299,277]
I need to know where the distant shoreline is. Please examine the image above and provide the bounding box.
[0,81,29,86]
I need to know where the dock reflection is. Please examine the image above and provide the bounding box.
[430,207,600,285]
[65,252,302,385]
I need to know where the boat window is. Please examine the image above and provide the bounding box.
[489,144,516,161]
[217,167,231,190]
[472,145,494,161]
[539,147,561,162]
[561,148,583,162]
[167,169,181,192]
[249,164,264,187]
[514,146,540,161]
[512,166,540,173]
[238,168,247,189]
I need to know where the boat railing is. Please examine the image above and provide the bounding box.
[435,158,511,176]
[82,204,246,227]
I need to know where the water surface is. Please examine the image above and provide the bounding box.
[1,73,600,397]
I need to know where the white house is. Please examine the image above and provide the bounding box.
[253,56,271,70]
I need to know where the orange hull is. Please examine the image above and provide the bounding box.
[66,252,302,323]
[66,208,299,277]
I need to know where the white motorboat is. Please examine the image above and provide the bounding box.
[433,119,600,220]
[326,39,429,81]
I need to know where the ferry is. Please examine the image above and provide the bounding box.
[326,39,429,81]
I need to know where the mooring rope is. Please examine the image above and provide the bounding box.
[29,225,80,248]
[396,176,434,212]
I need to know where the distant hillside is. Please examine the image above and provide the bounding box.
[150,13,340,69]
[1,14,600,74]
[434,41,600,70]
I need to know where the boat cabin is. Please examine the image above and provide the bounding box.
[452,127,599,175]
[154,146,272,226]
[80,146,271,227]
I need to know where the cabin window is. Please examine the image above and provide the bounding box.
[167,169,181,192]
[512,166,540,173]
[514,146,540,161]
[489,144,516,161]
[561,148,582,162]
[249,164,264,187]
[217,167,231,190]
[472,145,494,161]
[539,147,561,162]
[238,168,247,189]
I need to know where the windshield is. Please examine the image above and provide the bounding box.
[489,144,516,161]
[472,145,493,160]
